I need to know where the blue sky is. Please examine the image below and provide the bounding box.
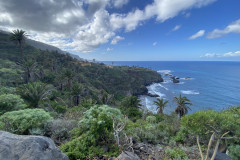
[0,0,240,61]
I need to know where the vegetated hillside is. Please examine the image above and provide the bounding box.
[0,31,163,105]
[0,30,239,160]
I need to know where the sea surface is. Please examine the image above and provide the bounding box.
[103,61,240,113]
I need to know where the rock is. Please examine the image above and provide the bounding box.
[117,151,140,160]
[209,151,233,160]
[102,145,109,153]
[0,131,69,160]
[172,78,180,83]
[146,93,159,97]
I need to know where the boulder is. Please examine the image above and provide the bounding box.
[172,78,180,83]
[0,131,69,160]
[146,93,159,97]
[117,151,140,160]
[209,151,232,160]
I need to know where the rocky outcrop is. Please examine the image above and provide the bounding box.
[170,76,180,83]
[209,151,233,160]
[172,78,180,83]
[0,131,69,160]
[146,93,159,97]
[117,151,140,160]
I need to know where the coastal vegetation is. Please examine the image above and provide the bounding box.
[0,30,239,160]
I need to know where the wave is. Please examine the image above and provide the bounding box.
[157,83,169,90]
[181,90,200,95]
[147,83,166,97]
[176,82,185,84]
[180,77,194,80]
[144,97,157,113]
[157,70,172,74]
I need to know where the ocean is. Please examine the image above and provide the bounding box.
[103,61,240,113]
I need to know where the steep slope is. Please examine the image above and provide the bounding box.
[0,31,163,104]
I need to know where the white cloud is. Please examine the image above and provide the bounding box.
[113,0,129,8]
[153,42,157,46]
[172,25,181,31]
[106,47,113,51]
[207,19,240,39]
[110,0,216,32]
[111,36,124,45]
[201,51,240,58]
[188,30,205,40]
[222,51,240,57]
[0,0,217,53]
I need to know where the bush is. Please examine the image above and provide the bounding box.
[44,119,78,145]
[0,94,26,114]
[61,105,123,159]
[180,107,240,144]
[165,147,188,159]
[228,145,240,160]
[0,109,52,134]
[0,86,16,94]
[146,115,157,123]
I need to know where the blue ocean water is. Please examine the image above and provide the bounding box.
[103,61,240,113]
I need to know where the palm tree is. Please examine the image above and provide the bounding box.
[121,96,142,109]
[9,29,27,60]
[71,83,83,106]
[154,98,168,114]
[18,82,53,108]
[174,94,192,118]
[63,69,75,89]
[19,60,38,83]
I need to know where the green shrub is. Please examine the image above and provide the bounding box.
[0,86,16,94]
[165,147,188,159]
[146,115,157,123]
[228,145,240,160]
[60,105,122,159]
[44,119,78,145]
[0,94,26,114]
[0,109,52,134]
[180,107,240,144]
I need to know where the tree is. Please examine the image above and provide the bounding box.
[9,29,27,60]
[19,59,38,83]
[121,96,142,109]
[154,98,168,114]
[174,94,192,118]
[71,83,83,106]
[18,82,53,108]
[63,69,75,89]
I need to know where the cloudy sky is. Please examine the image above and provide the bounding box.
[0,0,239,61]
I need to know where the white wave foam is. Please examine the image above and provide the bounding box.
[181,90,200,95]
[158,83,169,90]
[177,82,185,84]
[147,83,165,97]
[157,70,172,74]
[180,77,194,80]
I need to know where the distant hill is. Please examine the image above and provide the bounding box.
[0,30,82,60]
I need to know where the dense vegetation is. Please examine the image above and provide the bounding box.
[0,30,239,160]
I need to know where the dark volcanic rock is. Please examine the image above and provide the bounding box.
[147,93,159,97]
[0,131,69,160]
[209,151,233,160]
[172,78,180,83]
[117,151,140,160]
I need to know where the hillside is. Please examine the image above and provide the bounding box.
[0,31,239,160]
[0,31,163,104]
